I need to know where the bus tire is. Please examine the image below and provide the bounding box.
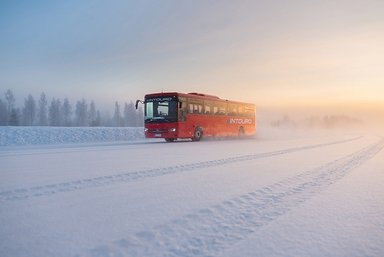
[192,127,203,141]
[165,138,175,142]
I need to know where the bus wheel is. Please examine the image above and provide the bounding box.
[192,128,203,141]
[165,138,175,142]
[238,127,245,138]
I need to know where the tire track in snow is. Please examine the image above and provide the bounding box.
[78,137,384,257]
[0,137,361,201]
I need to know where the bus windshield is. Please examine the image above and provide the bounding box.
[145,96,178,123]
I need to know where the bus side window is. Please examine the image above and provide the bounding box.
[193,104,202,114]
[244,107,255,117]
[228,104,238,116]
[213,105,218,115]
[189,104,194,114]
[189,104,201,114]
[217,102,227,115]
[204,100,212,114]
[178,98,187,121]
[205,105,211,114]
[238,105,244,116]
[187,98,204,114]
[211,101,227,115]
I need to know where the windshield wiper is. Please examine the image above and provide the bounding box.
[145,117,169,123]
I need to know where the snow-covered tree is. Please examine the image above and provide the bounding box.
[0,90,145,127]
[38,92,48,126]
[0,99,7,125]
[75,99,88,126]
[95,110,101,127]
[9,108,20,126]
[88,100,98,126]
[113,101,122,127]
[4,89,15,125]
[62,98,72,127]
[22,94,36,126]
[48,98,62,126]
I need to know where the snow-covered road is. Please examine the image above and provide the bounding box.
[1,129,383,257]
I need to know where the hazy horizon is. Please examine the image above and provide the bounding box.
[1,0,383,125]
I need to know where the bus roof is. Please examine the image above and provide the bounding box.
[145,92,218,99]
[144,92,254,106]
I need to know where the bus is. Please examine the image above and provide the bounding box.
[136,92,256,142]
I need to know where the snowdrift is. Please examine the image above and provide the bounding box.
[0,127,144,146]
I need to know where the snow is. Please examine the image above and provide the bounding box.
[0,126,383,257]
[0,127,144,146]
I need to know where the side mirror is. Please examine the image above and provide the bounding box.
[135,100,143,109]
[179,101,183,108]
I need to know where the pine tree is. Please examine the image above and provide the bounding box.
[5,89,15,125]
[88,101,98,126]
[22,94,36,126]
[0,90,145,127]
[95,110,101,127]
[48,98,62,126]
[38,92,48,126]
[75,99,88,126]
[0,99,7,125]
[113,101,122,127]
[62,98,72,126]
[9,108,20,126]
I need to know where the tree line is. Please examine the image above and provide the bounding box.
[0,89,144,127]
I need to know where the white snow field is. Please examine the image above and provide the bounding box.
[1,126,383,257]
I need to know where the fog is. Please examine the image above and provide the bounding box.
[257,103,384,133]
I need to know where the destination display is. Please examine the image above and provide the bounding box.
[145,97,175,102]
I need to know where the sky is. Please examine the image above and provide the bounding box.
[1,0,383,121]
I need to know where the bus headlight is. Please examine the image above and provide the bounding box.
[144,128,149,132]
[169,128,176,132]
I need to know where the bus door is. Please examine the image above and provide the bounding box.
[178,97,187,122]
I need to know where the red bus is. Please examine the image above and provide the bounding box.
[136,92,256,142]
